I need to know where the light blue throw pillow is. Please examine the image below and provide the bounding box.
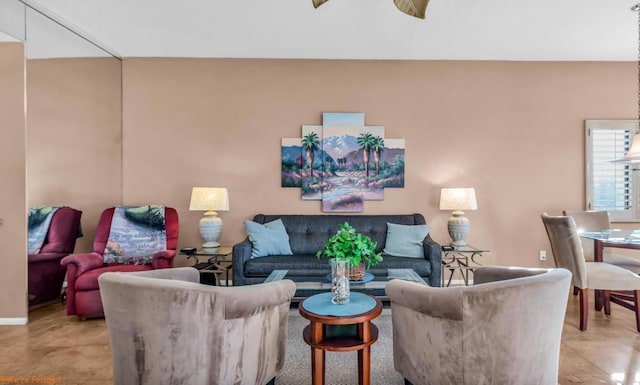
[245,218,293,258]
[383,222,430,258]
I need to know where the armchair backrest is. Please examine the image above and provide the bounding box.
[93,206,179,255]
[386,266,571,385]
[39,207,82,255]
[541,213,588,288]
[99,267,295,385]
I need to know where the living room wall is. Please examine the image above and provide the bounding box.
[0,42,27,320]
[121,58,636,268]
[26,58,123,252]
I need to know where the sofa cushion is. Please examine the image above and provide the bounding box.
[75,264,152,291]
[245,219,293,258]
[383,222,429,258]
[245,255,331,277]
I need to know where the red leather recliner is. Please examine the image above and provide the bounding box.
[61,206,178,318]
[28,207,82,308]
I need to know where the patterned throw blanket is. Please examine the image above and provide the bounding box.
[103,205,167,265]
[28,206,60,254]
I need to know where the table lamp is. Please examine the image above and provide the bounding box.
[189,187,229,249]
[439,188,477,247]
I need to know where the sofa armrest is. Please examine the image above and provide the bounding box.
[232,239,252,286]
[60,252,104,276]
[29,252,67,264]
[423,234,442,287]
[151,250,176,269]
[386,279,463,320]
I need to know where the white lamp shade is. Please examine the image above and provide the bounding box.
[439,188,478,211]
[189,187,229,212]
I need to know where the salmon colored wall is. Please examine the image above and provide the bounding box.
[0,43,26,319]
[122,59,636,268]
[26,58,123,252]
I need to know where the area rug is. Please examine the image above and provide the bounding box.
[277,311,404,385]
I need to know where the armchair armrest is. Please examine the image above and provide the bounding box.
[215,279,296,319]
[386,279,463,320]
[151,250,176,269]
[473,266,548,285]
[60,252,104,276]
[28,252,67,264]
[232,239,252,286]
[422,234,442,287]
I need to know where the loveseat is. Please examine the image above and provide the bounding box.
[232,213,441,287]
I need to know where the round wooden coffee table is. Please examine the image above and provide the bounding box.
[299,292,383,385]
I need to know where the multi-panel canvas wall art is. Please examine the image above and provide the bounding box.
[281,112,405,212]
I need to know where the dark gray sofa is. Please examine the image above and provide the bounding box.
[232,213,441,287]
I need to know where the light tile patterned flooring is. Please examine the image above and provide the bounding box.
[2,291,640,384]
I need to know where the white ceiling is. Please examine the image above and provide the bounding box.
[11,0,640,60]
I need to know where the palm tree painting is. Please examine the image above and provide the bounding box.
[302,132,319,177]
[301,125,324,201]
[357,132,376,177]
[372,136,384,173]
[281,113,405,212]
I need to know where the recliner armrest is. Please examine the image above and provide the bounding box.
[60,252,104,276]
[151,250,176,269]
[28,252,67,264]
[422,234,442,287]
[232,239,252,286]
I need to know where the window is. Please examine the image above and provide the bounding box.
[586,120,639,222]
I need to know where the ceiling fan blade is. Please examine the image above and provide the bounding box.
[393,0,429,19]
[313,0,330,9]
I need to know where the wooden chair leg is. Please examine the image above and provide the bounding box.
[573,286,579,296]
[579,288,588,331]
[604,290,611,316]
[635,291,640,333]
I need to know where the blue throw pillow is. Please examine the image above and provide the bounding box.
[245,219,293,258]
[383,222,430,258]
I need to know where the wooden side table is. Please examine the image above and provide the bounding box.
[299,292,382,385]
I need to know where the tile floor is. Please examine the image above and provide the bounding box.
[1,291,640,384]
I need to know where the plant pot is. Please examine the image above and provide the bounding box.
[349,262,366,281]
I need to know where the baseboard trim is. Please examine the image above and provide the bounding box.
[0,317,28,325]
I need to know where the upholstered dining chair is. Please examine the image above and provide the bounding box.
[542,213,640,332]
[386,266,571,385]
[563,210,640,274]
[61,206,178,318]
[99,267,296,385]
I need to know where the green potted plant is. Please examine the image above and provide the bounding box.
[316,222,383,281]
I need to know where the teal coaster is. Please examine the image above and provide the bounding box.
[303,292,376,316]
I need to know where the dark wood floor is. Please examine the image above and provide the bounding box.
[2,290,640,384]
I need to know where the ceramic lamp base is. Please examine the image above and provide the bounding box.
[199,211,223,249]
[448,210,470,246]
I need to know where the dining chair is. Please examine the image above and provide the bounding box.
[563,210,640,274]
[541,213,640,332]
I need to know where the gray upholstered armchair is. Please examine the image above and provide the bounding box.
[98,267,296,385]
[385,266,571,385]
